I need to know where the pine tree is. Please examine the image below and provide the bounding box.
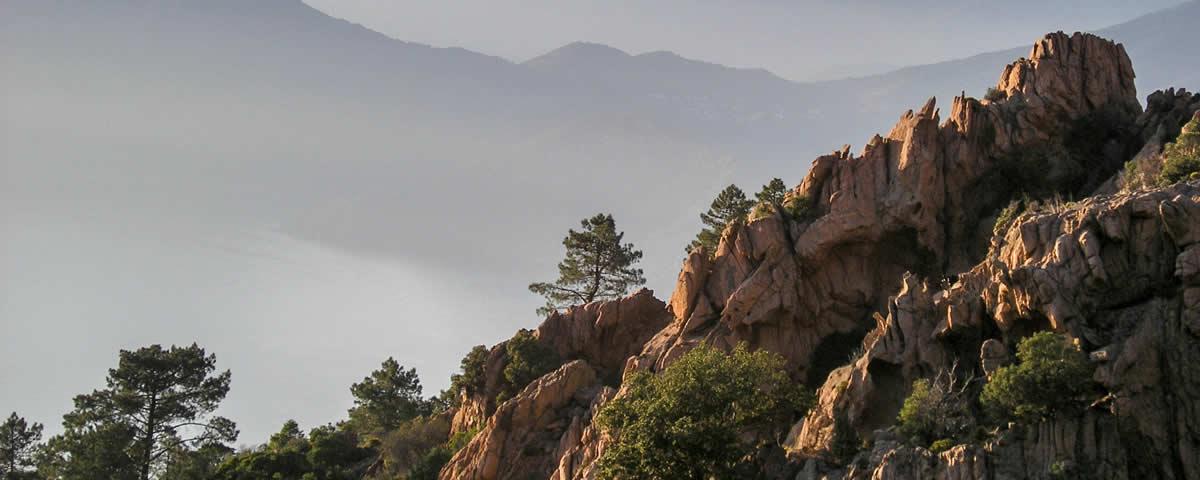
[0,412,43,479]
[348,358,426,435]
[755,178,788,206]
[49,344,237,480]
[689,184,755,254]
[445,345,490,402]
[529,213,645,316]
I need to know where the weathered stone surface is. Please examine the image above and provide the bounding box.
[793,181,1200,479]
[549,387,616,480]
[851,412,1128,480]
[443,32,1199,480]
[1099,88,1200,194]
[979,339,1009,378]
[451,290,669,435]
[535,288,671,379]
[441,360,599,480]
[451,342,512,434]
[631,32,1144,392]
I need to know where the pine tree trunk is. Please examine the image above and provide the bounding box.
[140,397,158,480]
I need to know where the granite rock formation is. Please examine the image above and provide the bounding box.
[632,31,1143,387]
[438,31,1200,480]
[794,181,1200,479]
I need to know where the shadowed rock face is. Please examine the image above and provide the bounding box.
[440,31,1200,480]
[1100,89,1200,194]
[795,181,1200,480]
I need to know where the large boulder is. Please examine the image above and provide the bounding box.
[535,288,671,380]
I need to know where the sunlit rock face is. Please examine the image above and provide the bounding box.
[631,31,1144,386]
[449,289,669,437]
[441,31,1200,480]
[441,360,600,480]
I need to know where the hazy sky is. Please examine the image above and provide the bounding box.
[304,0,1185,80]
[2,0,1194,446]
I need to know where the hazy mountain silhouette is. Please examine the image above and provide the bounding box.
[5,0,1197,292]
[4,0,1197,444]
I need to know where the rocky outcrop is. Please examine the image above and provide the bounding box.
[1099,88,1200,193]
[792,181,1200,479]
[632,31,1143,388]
[835,411,1130,480]
[450,342,510,434]
[535,288,671,380]
[442,31,1199,480]
[450,289,669,435]
[549,387,616,480]
[441,360,600,480]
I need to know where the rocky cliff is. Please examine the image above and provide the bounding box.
[439,32,1200,480]
[442,289,669,480]
[793,181,1200,479]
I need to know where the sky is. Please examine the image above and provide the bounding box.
[303,0,1185,81]
[1,0,1192,446]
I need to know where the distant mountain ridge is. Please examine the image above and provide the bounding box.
[4,0,1199,448]
[4,0,1197,277]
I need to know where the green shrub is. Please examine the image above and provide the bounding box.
[896,370,975,446]
[984,87,1007,102]
[499,330,561,403]
[980,332,1094,424]
[929,439,955,454]
[1047,459,1098,480]
[595,344,812,479]
[1158,116,1200,186]
[1122,157,1155,191]
[897,379,937,442]
[992,200,1023,237]
[373,415,450,477]
[446,426,480,452]
[214,422,373,480]
[749,201,775,221]
[784,195,819,222]
[442,345,489,407]
[407,446,453,480]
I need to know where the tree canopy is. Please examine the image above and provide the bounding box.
[529,213,645,316]
[213,421,373,480]
[980,332,1094,423]
[755,178,788,206]
[595,344,811,479]
[444,345,489,402]
[39,344,236,480]
[498,330,561,403]
[896,367,976,448]
[689,184,755,254]
[348,358,428,436]
[1,412,43,479]
[1159,114,1200,185]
